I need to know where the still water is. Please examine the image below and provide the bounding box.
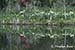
[0,25,75,50]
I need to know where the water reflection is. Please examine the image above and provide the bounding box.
[0,25,75,50]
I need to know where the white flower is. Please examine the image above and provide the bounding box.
[16,19,20,23]
[54,34,59,37]
[41,34,45,37]
[63,13,69,16]
[69,11,74,14]
[49,11,55,14]
[70,34,74,37]
[20,34,24,36]
[50,35,54,38]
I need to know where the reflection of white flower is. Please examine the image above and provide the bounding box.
[41,34,45,37]
[47,20,50,23]
[48,13,50,15]
[35,13,40,15]
[69,11,74,14]
[40,11,45,14]
[20,10,25,13]
[32,33,35,35]
[31,14,35,16]
[16,19,19,23]
[21,15,24,17]
[55,13,59,15]
[2,20,5,23]
[45,13,50,15]
[45,13,48,15]
[65,13,69,15]
[70,34,74,37]
[46,34,50,36]
[36,9,39,12]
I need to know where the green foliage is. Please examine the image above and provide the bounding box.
[0,7,75,25]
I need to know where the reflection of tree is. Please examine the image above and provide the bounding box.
[0,0,7,10]
[0,33,8,50]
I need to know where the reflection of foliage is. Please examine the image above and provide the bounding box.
[0,33,8,49]
[0,25,75,50]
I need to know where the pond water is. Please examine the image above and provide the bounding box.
[0,25,75,50]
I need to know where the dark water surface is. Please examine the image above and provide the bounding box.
[0,25,75,50]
